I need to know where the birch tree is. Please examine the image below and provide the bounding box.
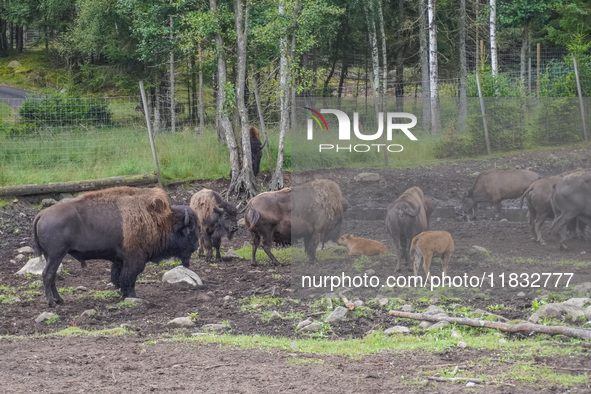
[210,0,239,182]
[376,0,388,107]
[458,0,467,130]
[419,0,431,131]
[427,0,441,134]
[489,0,498,78]
[229,0,257,198]
[268,0,291,191]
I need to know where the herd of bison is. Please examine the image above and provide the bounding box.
[1,147,591,340]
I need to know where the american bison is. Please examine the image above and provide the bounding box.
[551,170,591,250]
[32,187,199,307]
[522,169,586,244]
[337,234,387,256]
[250,126,263,177]
[386,186,429,272]
[245,179,348,265]
[190,189,238,262]
[462,168,540,216]
[410,231,454,282]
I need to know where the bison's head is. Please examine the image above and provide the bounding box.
[337,234,351,246]
[461,194,475,214]
[170,205,199,267]
[213,204,239,240]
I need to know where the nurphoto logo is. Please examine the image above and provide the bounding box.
[304,107,418,153]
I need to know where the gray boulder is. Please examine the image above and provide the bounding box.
[162,266,202,286]
[15,256,63,276]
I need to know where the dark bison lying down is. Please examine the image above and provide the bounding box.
[33,186,198,307]
[245,179,348,265]
[386,186,430,272]
[190,189,238,262]
[462,168,540,216]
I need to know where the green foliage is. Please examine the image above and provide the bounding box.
[466,101,526,154]
[13,97,112,134]
[532,98,582,145]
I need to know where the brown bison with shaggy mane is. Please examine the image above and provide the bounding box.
[245,179,348,265]
[33,186,198,307]
[190,189,238,262]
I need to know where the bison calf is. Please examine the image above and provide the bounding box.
[190,189,238,262]
[337,234,387,256]
[410,231,454,282]
[33,187,199,307]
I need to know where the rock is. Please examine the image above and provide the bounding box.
[123,297,143,304]
[499,218,508,222]
[35,312,58,323]
[427,321,450,330]
[80,309,96,317]
[574,282,591,294]
[324,306,354,323]
[162,266,202,286]
[457,341,467,349]
[17,246,34,254]
[563,298,591,308]
[200,323,228,332]
[472,245,488,253]
[15,256,63,276]
[237,218,246,226]
[299,322,322,332]
[424,305,447,316]
[76,286,88,292]
[384,326,410,335]
[353,299,364,307]
[466,382,476,387]
[224,249,244,259]
[451,330,462,338]
[14,254,25,261]
[269,311,282,321]
[516,292,526,298]
[499,338,507,343]
[375,297,389,307]
[296,319,312,331]
[7,60,21,68]
[167,317,195,327]
[41,198,58,208]
[401,304,414,313]
[529,302,587,324]
[223,295,234,303]
[353,172,380,182]
[418,321,433,329]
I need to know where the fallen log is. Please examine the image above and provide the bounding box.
[388,310,591,340]
[0,173,158,197]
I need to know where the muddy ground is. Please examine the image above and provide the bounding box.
[1,147,591,392]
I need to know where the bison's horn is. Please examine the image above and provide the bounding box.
[184,209,190,226]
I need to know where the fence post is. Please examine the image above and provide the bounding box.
[536,43,540,98]
[573,55,588,142]
[140,81,164,188]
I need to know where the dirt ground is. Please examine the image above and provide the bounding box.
[2,147,591,392]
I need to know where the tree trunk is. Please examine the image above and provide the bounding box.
[394,0,405,113]
[269,0,291,191]
[210,0,239,179]
[169,12,176,134]
[252,70,274,172]
[365,0,380,102]
[198,41,205,132]
[458,0,468,131]
[377,0,388,109]
[428,0,441,134]
[229,0,256,198]
[323,57,337,97]
[419,0,431,131]
[489,0,498,94]
[520,22,529,94]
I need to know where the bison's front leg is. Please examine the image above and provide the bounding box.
[212,236,223,262]
[118,261,146,299]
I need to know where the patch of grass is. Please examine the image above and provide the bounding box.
[240,295,284,312]
[44,314,59,324]
[89,290,120,302]
[0,199,12,208]
[39,326,132,338]
[117,301,138,308]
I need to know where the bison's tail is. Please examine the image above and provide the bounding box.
[245,208,260,230]
[31,214,43,257]
[519,187,533,210]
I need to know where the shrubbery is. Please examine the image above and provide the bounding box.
[11,97,112,135]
